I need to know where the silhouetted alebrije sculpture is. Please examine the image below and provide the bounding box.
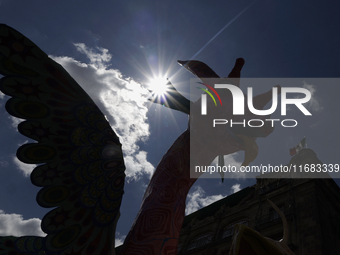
[0,24,276,255]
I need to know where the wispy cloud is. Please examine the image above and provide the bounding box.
[11,140,37,176]
[9,116,23,129]
[13,157,37,177]
[0,91,5,107]
[124,151,154,181]
[302,82,323,113]
[0,210,45,236]
[185,186,226,215]
[51,43,154,180]
[115,232,126,247]
[74,43,112,69]
[210,153,245,179]
[115,238,124,247]
[231,183,241,193]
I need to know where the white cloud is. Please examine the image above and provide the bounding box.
[9,116,23,129]
[49,44,154,181]
[210,153,245,179]
[74,43,112,69]
[124,151,154,180]
[185,186,226,215]
[13,157,37,177]
[284,82,323,114]
[231,183,241,193]
[11,141,37,176]
[302,82,323,113]
[115,238,124,247]
[0,210,45,236]
[0,91,4,100]
[115,232,126,247]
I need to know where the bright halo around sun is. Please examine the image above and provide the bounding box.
[148,76,169,96]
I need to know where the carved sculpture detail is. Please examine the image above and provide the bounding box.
[229,200,295,255]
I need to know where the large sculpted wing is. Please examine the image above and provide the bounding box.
[0,24,125,255]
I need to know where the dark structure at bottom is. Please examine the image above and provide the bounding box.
[116,149,340,254]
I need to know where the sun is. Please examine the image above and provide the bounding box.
[147,76,169,96]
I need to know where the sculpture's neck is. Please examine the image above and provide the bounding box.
[119,129,213,254]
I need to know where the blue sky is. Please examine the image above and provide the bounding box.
[0,0,339,246]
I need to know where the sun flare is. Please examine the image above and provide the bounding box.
[148,76,168,96]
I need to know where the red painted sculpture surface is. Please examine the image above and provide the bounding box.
[0,24,277,255]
